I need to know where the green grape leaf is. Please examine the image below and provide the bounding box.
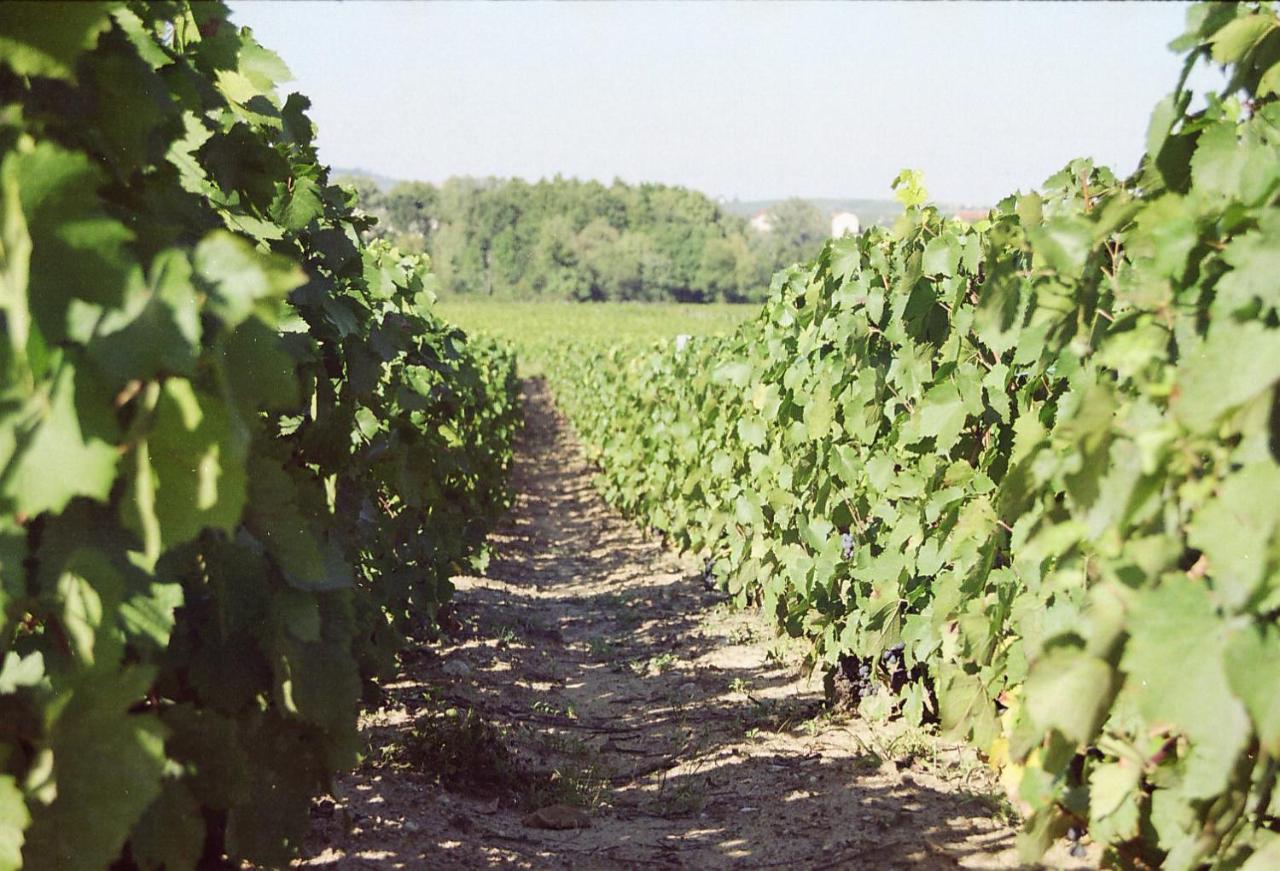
[236,37,293,92]
[892,169,928,208]
[166,111,214,196]
[280,637,361,737]
[1024,647,1115,746]
[0,775,28,871]
[1029,215,1091,275]
[87,249,202,386]
[1224,624,1280,755]
[913,380,968,451]
[110,7,173,70]
[1088,762,1142,844]
[1145,94,1179,163]
[129,780,205,871]
[52,548,124,667]
[1209,13,1276,64]
[1190,122,1278,206]
[277,175,324,232]
[244,456,352,591]
[1260,59,1280,98]
[127,379,248,558]
[1121,577,1250,795]
[922,234,960,277]
[21,668,166,871]
[937,665,998,749]
[16,142,135,345]
[0,517,26,631]
[0,155,33,373]
[1172,321,1280,434]
[223,718,321,865]
[1094,321,1169,380]
[0,2,114,82]
[1187,463,1280,608]
[829,236,862,281]
[194,231,306,328]
[159,703,252,812]
[1129,193,1197,280]
[0,361,119,516]
[803,383,835,441]
[218,318,301,418]
[119,582,184,651]
[972,268,1023,357]
[737,417,766,448]
[1213,215,1280,313]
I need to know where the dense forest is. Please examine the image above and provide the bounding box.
[339,175,832,302]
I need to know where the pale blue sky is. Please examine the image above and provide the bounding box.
[227,1,1222,205]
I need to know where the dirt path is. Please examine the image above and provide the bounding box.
[301,380,1088,869]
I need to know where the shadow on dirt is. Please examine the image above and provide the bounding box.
[300,380,1085,870]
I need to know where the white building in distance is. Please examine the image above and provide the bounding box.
[749,209,774,233]
[831,211,860,237]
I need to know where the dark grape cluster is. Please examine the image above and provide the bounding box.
[701,556,718,590]
[881,642,908,693]
[827,654,876,707]
[1066,826,1087,859]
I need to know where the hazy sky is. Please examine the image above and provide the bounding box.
[226,1,1222,205]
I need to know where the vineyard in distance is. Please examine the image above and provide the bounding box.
[1,2,1280,869]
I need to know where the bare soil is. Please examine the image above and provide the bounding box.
[298,380,1093,870]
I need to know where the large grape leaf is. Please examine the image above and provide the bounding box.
[52,548,124,668]
[223,719,322,865]
[972,267,1023,357]
[1213,214,1280,314]
[911,380,968,451]
[129,779,204,871]
[0,156,33,374]
[244,456,352,591]
[1187,463,1280,608]
[15,142,135,346]
[1029,215,1091,275]
[1172,321,1280,434]
[1088,761,1142,844]
[1224,623,1280,755]
[0,775,27,871]
[193,230,305,328]
[126,379,248,559]
[217,318,301,419]
[1209,13,1276,64]
[937,664,999,749]
[0,361,119,516]
[21,667,166,870]
[1024,647,1116,746]
[922,233,960,277]
[1120,578,1250,797]
[0,2,114,82]
[276,175,324,232]
[803,381,835,441]
[1189,122,1278,207]
[87,249,201,386]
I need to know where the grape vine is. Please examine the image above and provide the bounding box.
[0,3,518,868]
[543,4,1280,866]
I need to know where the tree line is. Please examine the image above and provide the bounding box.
[340,175,832,303]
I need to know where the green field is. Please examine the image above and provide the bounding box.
[437,299,755,373]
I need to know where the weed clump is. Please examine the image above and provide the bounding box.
[400,707,518,798]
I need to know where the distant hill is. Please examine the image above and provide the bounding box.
[330,167,401,190]
[721,196,990,228]
[330,173,979,229]
[721,197,902,227]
